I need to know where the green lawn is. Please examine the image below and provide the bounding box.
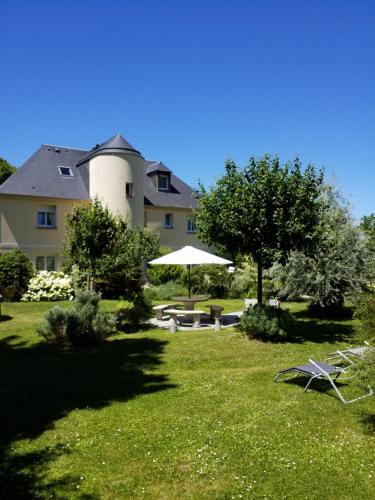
[0,300,374,499]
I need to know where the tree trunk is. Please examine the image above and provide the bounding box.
[257,260,263,305]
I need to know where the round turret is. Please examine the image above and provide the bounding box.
[82,134,144,227]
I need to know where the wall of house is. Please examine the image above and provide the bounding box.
[0,195,83,270]
[144,206,208,250]
[0,199,206,272]
[89,151,144,227]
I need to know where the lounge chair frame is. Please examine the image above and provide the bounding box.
[325,342,373,366]
[275,359,373,404]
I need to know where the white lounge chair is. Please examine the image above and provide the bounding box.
[325,342,373,366]
[275,359,373,404]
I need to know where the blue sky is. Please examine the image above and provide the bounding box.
[1,0,374,219]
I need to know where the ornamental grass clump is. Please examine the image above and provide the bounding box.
[22,272,74,302]
[38,290,117,346]
[239,304,295,341]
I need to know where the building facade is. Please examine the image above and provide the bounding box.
[0,134,205,271]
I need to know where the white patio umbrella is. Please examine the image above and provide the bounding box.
[148,245,232,297]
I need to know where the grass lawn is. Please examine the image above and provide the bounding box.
[0,300,374,499]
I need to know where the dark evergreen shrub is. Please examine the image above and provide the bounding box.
[0,250,34,301]
[239,304,295,341]
[116,292,152,331]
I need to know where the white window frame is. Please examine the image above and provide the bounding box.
[36,256,56,272]
[164,213,173,228]
[58,166,74,177]
[158,174,169,191]
[37,206,56,228]
[187,217,197,233]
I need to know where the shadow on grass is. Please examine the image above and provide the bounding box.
[0,334,175,498]
[279,375,346,399]
[358,412,375,435]
[0,314,12,322]
[291,318,355,344]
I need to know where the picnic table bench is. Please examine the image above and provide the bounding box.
[152,304,182,320]
[167,309,206,332]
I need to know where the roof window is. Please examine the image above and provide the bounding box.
[158,173,169,191]
[58,166,73,177]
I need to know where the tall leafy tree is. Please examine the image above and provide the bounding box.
[272,188,373,312]
[196,155,324,303]
[360,214,375,253]
[0,158,16,185]
[64,199,159,289]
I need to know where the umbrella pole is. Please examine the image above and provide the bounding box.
[188,265,191,298]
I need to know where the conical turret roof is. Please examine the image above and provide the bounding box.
[77,133,141,165]
[96,133,140,154]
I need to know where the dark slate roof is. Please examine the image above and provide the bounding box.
[0,145,90,200]
[77,133,141,165]
[0,136,199,209]
[146,161,172,175]
[144,163,199,209]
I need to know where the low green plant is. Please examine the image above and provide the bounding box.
[38,290,117,346]
[37,306,67,344]
[239,304,295,341]
[353,349,375,389]
[144,281,188,301]
[0,250,34,301]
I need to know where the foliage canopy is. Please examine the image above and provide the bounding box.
[64,199,159,292]
[196,155,324,302]
[272,187,373,314]
[0,157,16,185]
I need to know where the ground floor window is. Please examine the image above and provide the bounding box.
[36,256,56,272]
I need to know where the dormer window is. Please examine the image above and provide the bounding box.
[58,166,73,177]
[158,174,169,191]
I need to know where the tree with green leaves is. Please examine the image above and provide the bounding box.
[64,199,159,291]
[272,187,374,314]
[195,156,324,303]
[0,158,16,185]
[360,214,375,253]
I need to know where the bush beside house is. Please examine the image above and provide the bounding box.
[0,250,34,301]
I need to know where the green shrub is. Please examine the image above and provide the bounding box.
[146,246,183,285]
[37,306,67,344]
[0,250,34,301]
[181,264,230,298]
[354,293,375,342]
[239,304,295,341]
[38,290,117,346]
[116,293,152,331]
[144,281,188,301]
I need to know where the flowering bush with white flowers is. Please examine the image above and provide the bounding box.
[21,272,75,302]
